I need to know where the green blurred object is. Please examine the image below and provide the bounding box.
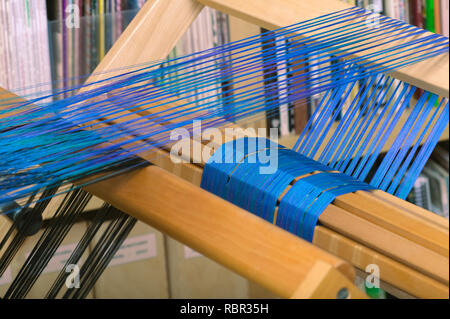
[425,0,436,32]
[365,286,387,299]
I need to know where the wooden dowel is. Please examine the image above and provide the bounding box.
[370,190,450,231]
[319,205,448,284]
[313,225,449,299]
[334,192,448,257]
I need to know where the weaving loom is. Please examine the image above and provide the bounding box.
[0,0,449,299]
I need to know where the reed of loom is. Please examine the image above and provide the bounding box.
[1,0,449,299]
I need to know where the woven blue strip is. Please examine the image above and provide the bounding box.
[277,172,373,241]
[201,137,374,242]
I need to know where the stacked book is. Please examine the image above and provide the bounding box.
[408,142,449,218]
[0,0,52,100]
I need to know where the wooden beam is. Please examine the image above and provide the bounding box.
[291,261,368,299]
[84,165,356,298]
[86,0,204,84]
[198,0,449,97]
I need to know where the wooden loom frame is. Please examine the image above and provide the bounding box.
[1,0,449,299]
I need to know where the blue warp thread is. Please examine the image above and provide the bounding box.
[201,137,374,242]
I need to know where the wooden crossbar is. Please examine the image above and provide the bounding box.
[198,0,449,97]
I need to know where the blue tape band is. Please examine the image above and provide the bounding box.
[201,137,374,242]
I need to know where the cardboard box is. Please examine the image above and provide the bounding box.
[164,236,249,298]
[93,221,169,298]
